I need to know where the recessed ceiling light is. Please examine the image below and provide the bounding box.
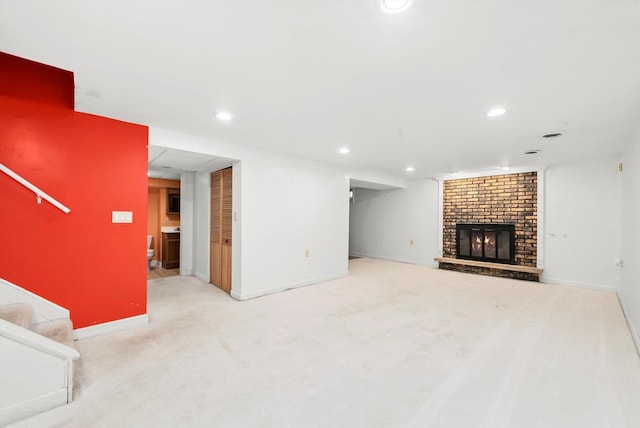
[486,108,506,117]
[405,166,415,172]
[381,0,413,13]
[499,166,510,171]
[337,147,350,154]
[215,111,233,121]
[147,171,151,176]
[525,149,541,155]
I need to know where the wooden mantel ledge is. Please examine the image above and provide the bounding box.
[434,257,543,274]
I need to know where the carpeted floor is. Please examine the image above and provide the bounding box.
[10,258,640,427]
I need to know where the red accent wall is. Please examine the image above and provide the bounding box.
[0,53,148,328]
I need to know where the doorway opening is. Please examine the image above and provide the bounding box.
[147,146,237,289]
[347,178,403,266]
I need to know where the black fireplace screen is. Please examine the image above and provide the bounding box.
[456,223,515,264]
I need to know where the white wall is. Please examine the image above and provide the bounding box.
[239,154,349,299]
[349,179,440,266]
[179,172,195,276]
[192,171,211,283]
[618,135,640,350]
[150,127,405,300]
[542,158,622,291]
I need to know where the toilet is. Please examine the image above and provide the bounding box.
[147,235,155,271]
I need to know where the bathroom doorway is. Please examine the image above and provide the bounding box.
[147,146,237,286]
[147,177,181,279]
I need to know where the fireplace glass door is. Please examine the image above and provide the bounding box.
[456,223,515,264]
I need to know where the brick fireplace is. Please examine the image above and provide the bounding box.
[439,172,539,281]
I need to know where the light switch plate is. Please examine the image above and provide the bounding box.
[112,211,133,223]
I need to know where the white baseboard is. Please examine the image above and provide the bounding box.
[0,388,68,426]
[349,253,439,269]
[617,291,640,356]
[73,314,149,340]
[194,272,209,283]
[539,276,616,293]
[231,271,348,301]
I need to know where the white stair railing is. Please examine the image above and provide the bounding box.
[0,163,70,213]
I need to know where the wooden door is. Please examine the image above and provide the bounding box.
[210,167,232,293]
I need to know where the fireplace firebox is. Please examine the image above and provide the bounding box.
[456,223,515,264]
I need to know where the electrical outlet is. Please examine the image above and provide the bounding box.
[305,249,310,257]
[112,211,133,223]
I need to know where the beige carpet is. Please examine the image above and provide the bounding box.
[10,258,640,427]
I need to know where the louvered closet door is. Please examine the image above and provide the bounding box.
[210,167,232,293]
[220,167,233,291]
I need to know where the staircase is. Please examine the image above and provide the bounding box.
[0,280,80,426]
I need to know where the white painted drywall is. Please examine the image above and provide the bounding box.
[618,135,640,350]
[542,158,621,291]
[238,152,350,299]
[192,171,211,283]
[179,172,195,276]
[231,163,242,296]
[349,179,440,266]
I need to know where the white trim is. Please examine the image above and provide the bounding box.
[536,167,546,269]
[0,388,68,427]
[617,291,640,356]
[437,178,444,258]
[0,319,79,359]
[194,272,209,283]
[540,276,616,293]
[231,272,348,301]
[0,277,69,324]
[349,253,438,268]
[73,314,149,340]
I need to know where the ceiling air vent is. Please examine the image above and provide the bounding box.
[542,132,563,139]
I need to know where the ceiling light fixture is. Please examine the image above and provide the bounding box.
[486,107,507,117]
[337,147,350,154]
[215,111,233,121]
[499,166,510,171]
[405,166,415,172]
[381,0,413,13]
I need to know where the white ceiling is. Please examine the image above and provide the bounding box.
[2,0,640,178]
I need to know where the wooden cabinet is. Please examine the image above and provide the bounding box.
[167,189,180,215]
[210,167,232,293]
[162,232,180,269]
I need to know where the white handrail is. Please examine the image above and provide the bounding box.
[0,163,71,213]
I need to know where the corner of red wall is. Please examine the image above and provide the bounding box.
[0,54,148,329]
